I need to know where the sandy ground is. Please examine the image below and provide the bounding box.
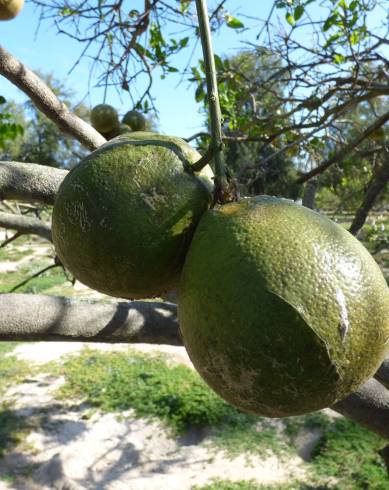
[0,343,308,490]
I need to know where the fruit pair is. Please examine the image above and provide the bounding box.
[90,104,147,139]
[52,134,389,417]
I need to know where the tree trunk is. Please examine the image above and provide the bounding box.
[302,178,318,209]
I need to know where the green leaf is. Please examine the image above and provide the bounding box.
[349,1,358,11]
[179,37,189,48]
[323,32,341,48]
[0,96,6,105]
[214,54,223,71]
[225,15,244,29]
[180,0,191,14]
[333,53,345,64]
[323,14,338,31]
[294,5,305,21]
[285,12,295,26]
[195,85,205,103]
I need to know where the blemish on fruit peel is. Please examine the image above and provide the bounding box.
[155,308,174,318]
[336,288,350,343]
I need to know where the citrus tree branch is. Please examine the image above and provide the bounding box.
[296,111,389,184]
[376,356,389,391]
[0,211,52,242]
[349,160,389,236]
[1,292,389,441]
[195,0,228,195]
[0,161,68,205]
[0,45,106,150]
[0,293,180,345]
[333,378,389,440]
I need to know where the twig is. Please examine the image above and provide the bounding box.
[195,0,228,198]
[9,263,59,293]
[0,231,21,248]
[191,145,214,172]
[0,211,52,242]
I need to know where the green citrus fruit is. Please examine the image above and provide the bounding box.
[122,110,147,131]
[179,196,389,417]
[52,132,213,299]
[102,124,133,140]
[90,104,119,133]
[0,0,24,20]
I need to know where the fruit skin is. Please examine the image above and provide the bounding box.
[52,132,213,299]
[0,0,24,20]
[179,196,389,417]
[122,110,147,131]
[90,104,119,133]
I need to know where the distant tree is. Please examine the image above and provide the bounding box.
[0,95,23,150]
[0,74,88,168]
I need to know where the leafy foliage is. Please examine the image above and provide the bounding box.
[0,74,88,168]
[0,96,24,149]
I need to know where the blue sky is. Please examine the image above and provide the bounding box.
[0,0,284,138]
[1,1,387,139]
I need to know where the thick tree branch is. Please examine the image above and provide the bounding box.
[0,161,68,205]
[0,45,106,151]
[0,212,52,242]
[349,160,389,236]
[296,111,389,184]
[333,378,389,440]
[1,293,389,441]
[376,356,389,391]
[0,294,180,345]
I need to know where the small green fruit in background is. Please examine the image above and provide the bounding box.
[102,124,133,140]
[179,196,389,417]
[0,0,24,20]
[90,104,119,133]
[122,110,147,131]
[52,132,213,299]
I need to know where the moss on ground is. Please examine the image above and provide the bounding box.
[48,349,388,488]
[192,480,299,490]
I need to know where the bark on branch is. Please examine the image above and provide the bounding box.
[0,294,181,345]
[1,293,389,440]
[0,161,68,205]
[0,45,106,151]
[333,378,389,439]
[0,212,52,242]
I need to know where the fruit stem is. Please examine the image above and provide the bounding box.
[195,0,229,199]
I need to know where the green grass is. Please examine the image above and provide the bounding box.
[0,347,36,459]
[0,403,31,458]
[0,342,20,355]
[54,348,291,455]
[208,411,289,458]
[50,349,389,489]
[310,418,388,489]
[0,245,34,262]
[56,348,230,434]
[0,351,30,396]
[0,256,67,294]
[192,480,300,490]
